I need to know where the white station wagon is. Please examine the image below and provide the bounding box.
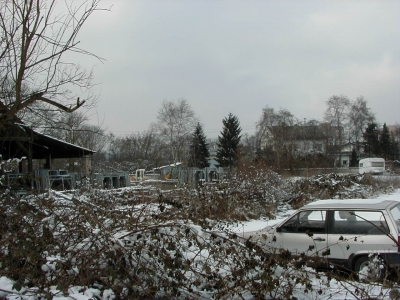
[257,199,400,277]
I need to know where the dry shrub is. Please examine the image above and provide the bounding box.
[286,173,400,207]
[1,168,399,299]
[359,173,375,185]
[0,188,318,299]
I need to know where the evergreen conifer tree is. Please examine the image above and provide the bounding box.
[216,113,242,168]
[188,123,210,168]
[363,123,380,157]
[349,148,359,167]
[390,133,400,160]
[380,123,391,160]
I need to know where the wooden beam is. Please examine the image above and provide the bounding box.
[0,137,30,141]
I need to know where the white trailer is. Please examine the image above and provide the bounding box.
[359,158,385,174]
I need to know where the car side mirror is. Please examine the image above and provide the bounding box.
[276,227,281,233]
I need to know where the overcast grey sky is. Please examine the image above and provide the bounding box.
[79,0,400,138]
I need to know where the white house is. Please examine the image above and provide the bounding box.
[258,124,326,155]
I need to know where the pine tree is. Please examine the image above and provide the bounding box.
[390,133,399,160]
[363,123,380,157]
[349,148,359,167]
[188,123,210,168]
[216,113,242,168]
[380,123,391,160]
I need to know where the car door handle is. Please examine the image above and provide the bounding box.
[313,237,325,242]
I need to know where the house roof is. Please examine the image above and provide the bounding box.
[268,125,326,140]
[0,122,95,160]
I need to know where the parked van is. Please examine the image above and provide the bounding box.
[359,158,385,174]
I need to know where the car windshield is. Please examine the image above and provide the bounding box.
[390,203,400,232]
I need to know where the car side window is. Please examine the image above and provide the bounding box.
[280,210,326,233]
[332,210,389,235]
[279,214,298,233]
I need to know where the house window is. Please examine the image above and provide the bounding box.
[343,160,347,165]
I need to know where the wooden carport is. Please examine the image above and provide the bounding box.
[0,122,95,174]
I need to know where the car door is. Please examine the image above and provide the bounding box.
[272,209,328,256]
[328,210,395,261]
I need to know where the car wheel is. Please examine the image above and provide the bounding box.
[354,255,386,282]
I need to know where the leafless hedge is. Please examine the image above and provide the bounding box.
[1,170,399,299]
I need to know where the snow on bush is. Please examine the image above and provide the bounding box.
[0,169,399,299]
[284,173,400,209]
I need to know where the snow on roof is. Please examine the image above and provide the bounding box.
[12,122,95,153]
[32,127,95,153]
[303,199,398,210]
[154,162,183,170]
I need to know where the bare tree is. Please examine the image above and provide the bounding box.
[44,110,107,150]
[77,124,109,154]
[57,112,107,149]
[156,99,198,164]
[241,133,257,162]
[118,129,168,168]
[47,111,89,144]
[324,95,350,167]
[347,96,375,144]
[0,0,108,125]
[255,105,297,168]
[100,128,169,173]
[107,133,123,161]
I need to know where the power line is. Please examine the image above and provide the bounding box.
[108,125,257,137]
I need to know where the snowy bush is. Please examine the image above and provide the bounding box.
[0,189,298,299]
[1,169,399,299]
[285,173,400,209]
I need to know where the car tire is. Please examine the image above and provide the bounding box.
[354,255,386,282]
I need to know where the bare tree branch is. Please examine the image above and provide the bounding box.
[0,0,109,126]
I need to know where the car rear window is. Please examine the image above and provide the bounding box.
[331,210,389,235]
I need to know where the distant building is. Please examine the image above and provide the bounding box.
[258,124,326,154]
[328,142,365,167]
